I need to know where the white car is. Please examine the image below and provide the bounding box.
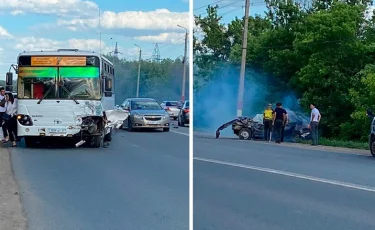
[160,101,182,120]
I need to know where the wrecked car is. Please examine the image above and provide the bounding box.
[215,116,263,140]
[215,109,311,142]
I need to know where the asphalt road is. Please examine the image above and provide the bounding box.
[193,134,375,230]
[9,122,189,230]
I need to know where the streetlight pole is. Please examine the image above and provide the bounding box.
[178,24,188,102]
[134,44,142,98]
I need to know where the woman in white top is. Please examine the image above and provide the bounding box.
[2,93,17,147]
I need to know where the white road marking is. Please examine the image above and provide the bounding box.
[131,144,139,148]
[194,157,375,193]
[170,130,189,136]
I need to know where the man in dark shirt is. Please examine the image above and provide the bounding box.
[280,105,288,142]
[272,102,286,144]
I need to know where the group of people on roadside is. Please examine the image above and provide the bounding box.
[262,102,321,145]
[0,87,18,147]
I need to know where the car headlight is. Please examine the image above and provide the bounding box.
[134,114,143,119]
[163,114,170,119]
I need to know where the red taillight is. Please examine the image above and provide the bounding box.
[166,107,171,111]
[184,109,189,113]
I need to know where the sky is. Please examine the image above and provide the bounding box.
[0,0,189,80]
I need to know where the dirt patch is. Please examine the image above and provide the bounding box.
[0,147,27,230]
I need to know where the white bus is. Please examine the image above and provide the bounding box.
[6,49,116,147]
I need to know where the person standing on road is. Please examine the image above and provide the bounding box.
[308,103,321,146]
[272,102,286,144]
[280,106,288,142]
[2,93,17,147]
[0,87,7,141]
[263,103,274,141]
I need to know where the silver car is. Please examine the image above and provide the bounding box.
[121,98,170,132]
[160,101,182,120]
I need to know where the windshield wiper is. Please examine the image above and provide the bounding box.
[37,80,56,104]
[59,81,80,104]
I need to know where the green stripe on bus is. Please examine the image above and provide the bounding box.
[59,67,99,78]
[18,67,57,78]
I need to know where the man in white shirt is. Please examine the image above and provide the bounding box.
[0,87,6,139]
[308,103,321,146]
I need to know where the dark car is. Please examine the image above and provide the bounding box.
[178,100,189,127]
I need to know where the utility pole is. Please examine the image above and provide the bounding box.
[134,44,142,97]
[178,24,188,102]
[99,9,102,55]
[237,0,250,117]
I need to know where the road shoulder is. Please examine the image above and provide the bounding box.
[0,147,27,230]
[193,131,370,156]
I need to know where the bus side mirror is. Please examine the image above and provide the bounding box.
[6,72,13,86]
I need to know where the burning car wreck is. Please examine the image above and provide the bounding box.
[215,109,311,142]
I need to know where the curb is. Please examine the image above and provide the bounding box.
[0,147,27,230]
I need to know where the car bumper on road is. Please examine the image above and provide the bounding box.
[131,116,170,128]
[167,112,179,118]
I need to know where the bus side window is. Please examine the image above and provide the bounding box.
[104,77,112,97]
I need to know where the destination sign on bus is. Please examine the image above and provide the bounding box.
[31,56,87,66]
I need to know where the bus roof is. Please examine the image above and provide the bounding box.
[17,49,114,66]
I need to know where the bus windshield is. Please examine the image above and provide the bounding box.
[17,67,57,99]
[17,66,101,100]
[59,67,100,100]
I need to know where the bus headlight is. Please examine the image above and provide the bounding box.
[17,114,33,126]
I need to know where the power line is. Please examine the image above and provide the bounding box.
[194,0,230,11]
[159,36,186,49]
[195,1,265,17]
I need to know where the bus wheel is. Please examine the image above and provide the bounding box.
[91,134,103,148]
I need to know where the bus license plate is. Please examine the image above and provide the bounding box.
[148,121,160,125]
[48,128,67,134]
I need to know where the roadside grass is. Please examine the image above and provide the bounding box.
[297,138,369,150]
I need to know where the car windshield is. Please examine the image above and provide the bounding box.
[131,101,162,110]
[185,101,189,107]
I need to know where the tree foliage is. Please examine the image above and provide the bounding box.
[105,56,189,104]
[194,0,375,141]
